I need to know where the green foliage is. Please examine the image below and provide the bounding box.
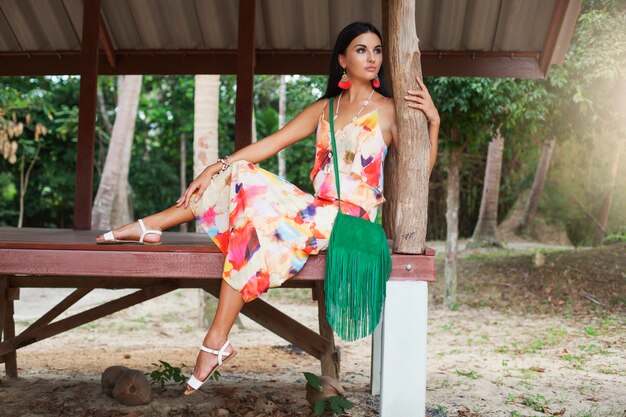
[603,233,626,245]
[148,359,221,390]
[522,393,548,412]
[312,396,355,416]
[455,369,478,379]
[303,371,322,392]
[304,372,354,416]
[147,360,189,389]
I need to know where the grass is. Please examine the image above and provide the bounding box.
[584,326,598,336]
[455,370,479,379]
[521,327,568,353]
[522,393,549,412]
[441,322,455,330]
[571,404,601,417]
[560,353,585,369]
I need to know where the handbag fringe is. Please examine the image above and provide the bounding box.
[325,215,392,341]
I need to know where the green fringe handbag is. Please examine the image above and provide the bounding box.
[324,97,392,341]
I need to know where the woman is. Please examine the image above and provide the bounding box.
[96,21,440,395]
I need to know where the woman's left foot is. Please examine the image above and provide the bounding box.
[184,339,237,395]
[96,219,162,245]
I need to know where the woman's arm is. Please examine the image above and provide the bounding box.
[177,99,327,208]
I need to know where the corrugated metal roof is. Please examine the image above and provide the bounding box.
[0,0,581,77]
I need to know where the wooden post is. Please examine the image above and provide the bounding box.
[73,0,101,230]
[1,281,18,378]
[234,0,255,151]
[0,276,7,369]
[379,1,432,416]
[387,0,431,253]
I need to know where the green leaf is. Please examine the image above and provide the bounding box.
[337,396,355,409]
[328,396,343,413]
[303,372,323,392]
[313,399,326,416]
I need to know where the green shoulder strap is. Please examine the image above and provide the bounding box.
[328,97,341,211]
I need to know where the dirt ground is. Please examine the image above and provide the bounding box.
[0,243,624,417]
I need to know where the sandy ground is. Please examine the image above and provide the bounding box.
[1,283,624,417]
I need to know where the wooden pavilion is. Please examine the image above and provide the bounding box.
[0,1,582,416]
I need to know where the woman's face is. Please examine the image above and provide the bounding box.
[339,32,383,82]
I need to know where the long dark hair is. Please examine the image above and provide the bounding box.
[322,22,391,99]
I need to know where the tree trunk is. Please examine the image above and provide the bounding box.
[91,75,142,230]
[194,75,221,327]
[17,144,42,228]
[517,138,556,235]
[277,75,287,178]
[179,133,188,232]
[385,0,431,253]
[444,146,462,309]
[194,75,220,180]
[469,133,504,247]
[96,83,113,178]
[110,81,138,229]
[594,138,623,246]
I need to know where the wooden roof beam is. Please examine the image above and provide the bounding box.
[0,50,545,78]
[98,13,116,69]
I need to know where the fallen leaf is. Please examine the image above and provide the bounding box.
[458,406,471,417]
[543,406,566,415]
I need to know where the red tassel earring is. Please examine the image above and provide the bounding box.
[372,75,380,88]
[338,69,352,89]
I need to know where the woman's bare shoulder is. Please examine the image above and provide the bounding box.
[377,96,396,125]
[306,98,329,113]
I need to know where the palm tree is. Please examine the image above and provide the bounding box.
[517,138,556,235]
[194,74,221,326]
[92,75,142,230]
[469,132,505,247]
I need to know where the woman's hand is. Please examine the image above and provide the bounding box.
[176,165,217,209]
[404,76,440,126]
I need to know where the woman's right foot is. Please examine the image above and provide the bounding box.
[95,219,162,244]
[184,339,237,395]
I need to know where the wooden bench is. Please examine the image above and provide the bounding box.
[0,226,435,416]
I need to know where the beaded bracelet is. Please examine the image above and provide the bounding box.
[212,155,231,179]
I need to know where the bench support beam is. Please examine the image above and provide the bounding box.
[23,288,93,336]
[0,283,175,361]
[205,285,337,375]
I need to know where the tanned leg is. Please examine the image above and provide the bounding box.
[95,204,195,243]
[184,279,245,394]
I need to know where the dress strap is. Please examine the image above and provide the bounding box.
[320,98,329,120]
[375,97,390,112]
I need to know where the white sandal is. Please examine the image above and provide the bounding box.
[97,219,162,245]
[185,340,237,395]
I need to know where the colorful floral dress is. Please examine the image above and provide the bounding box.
[191,99,389,302]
